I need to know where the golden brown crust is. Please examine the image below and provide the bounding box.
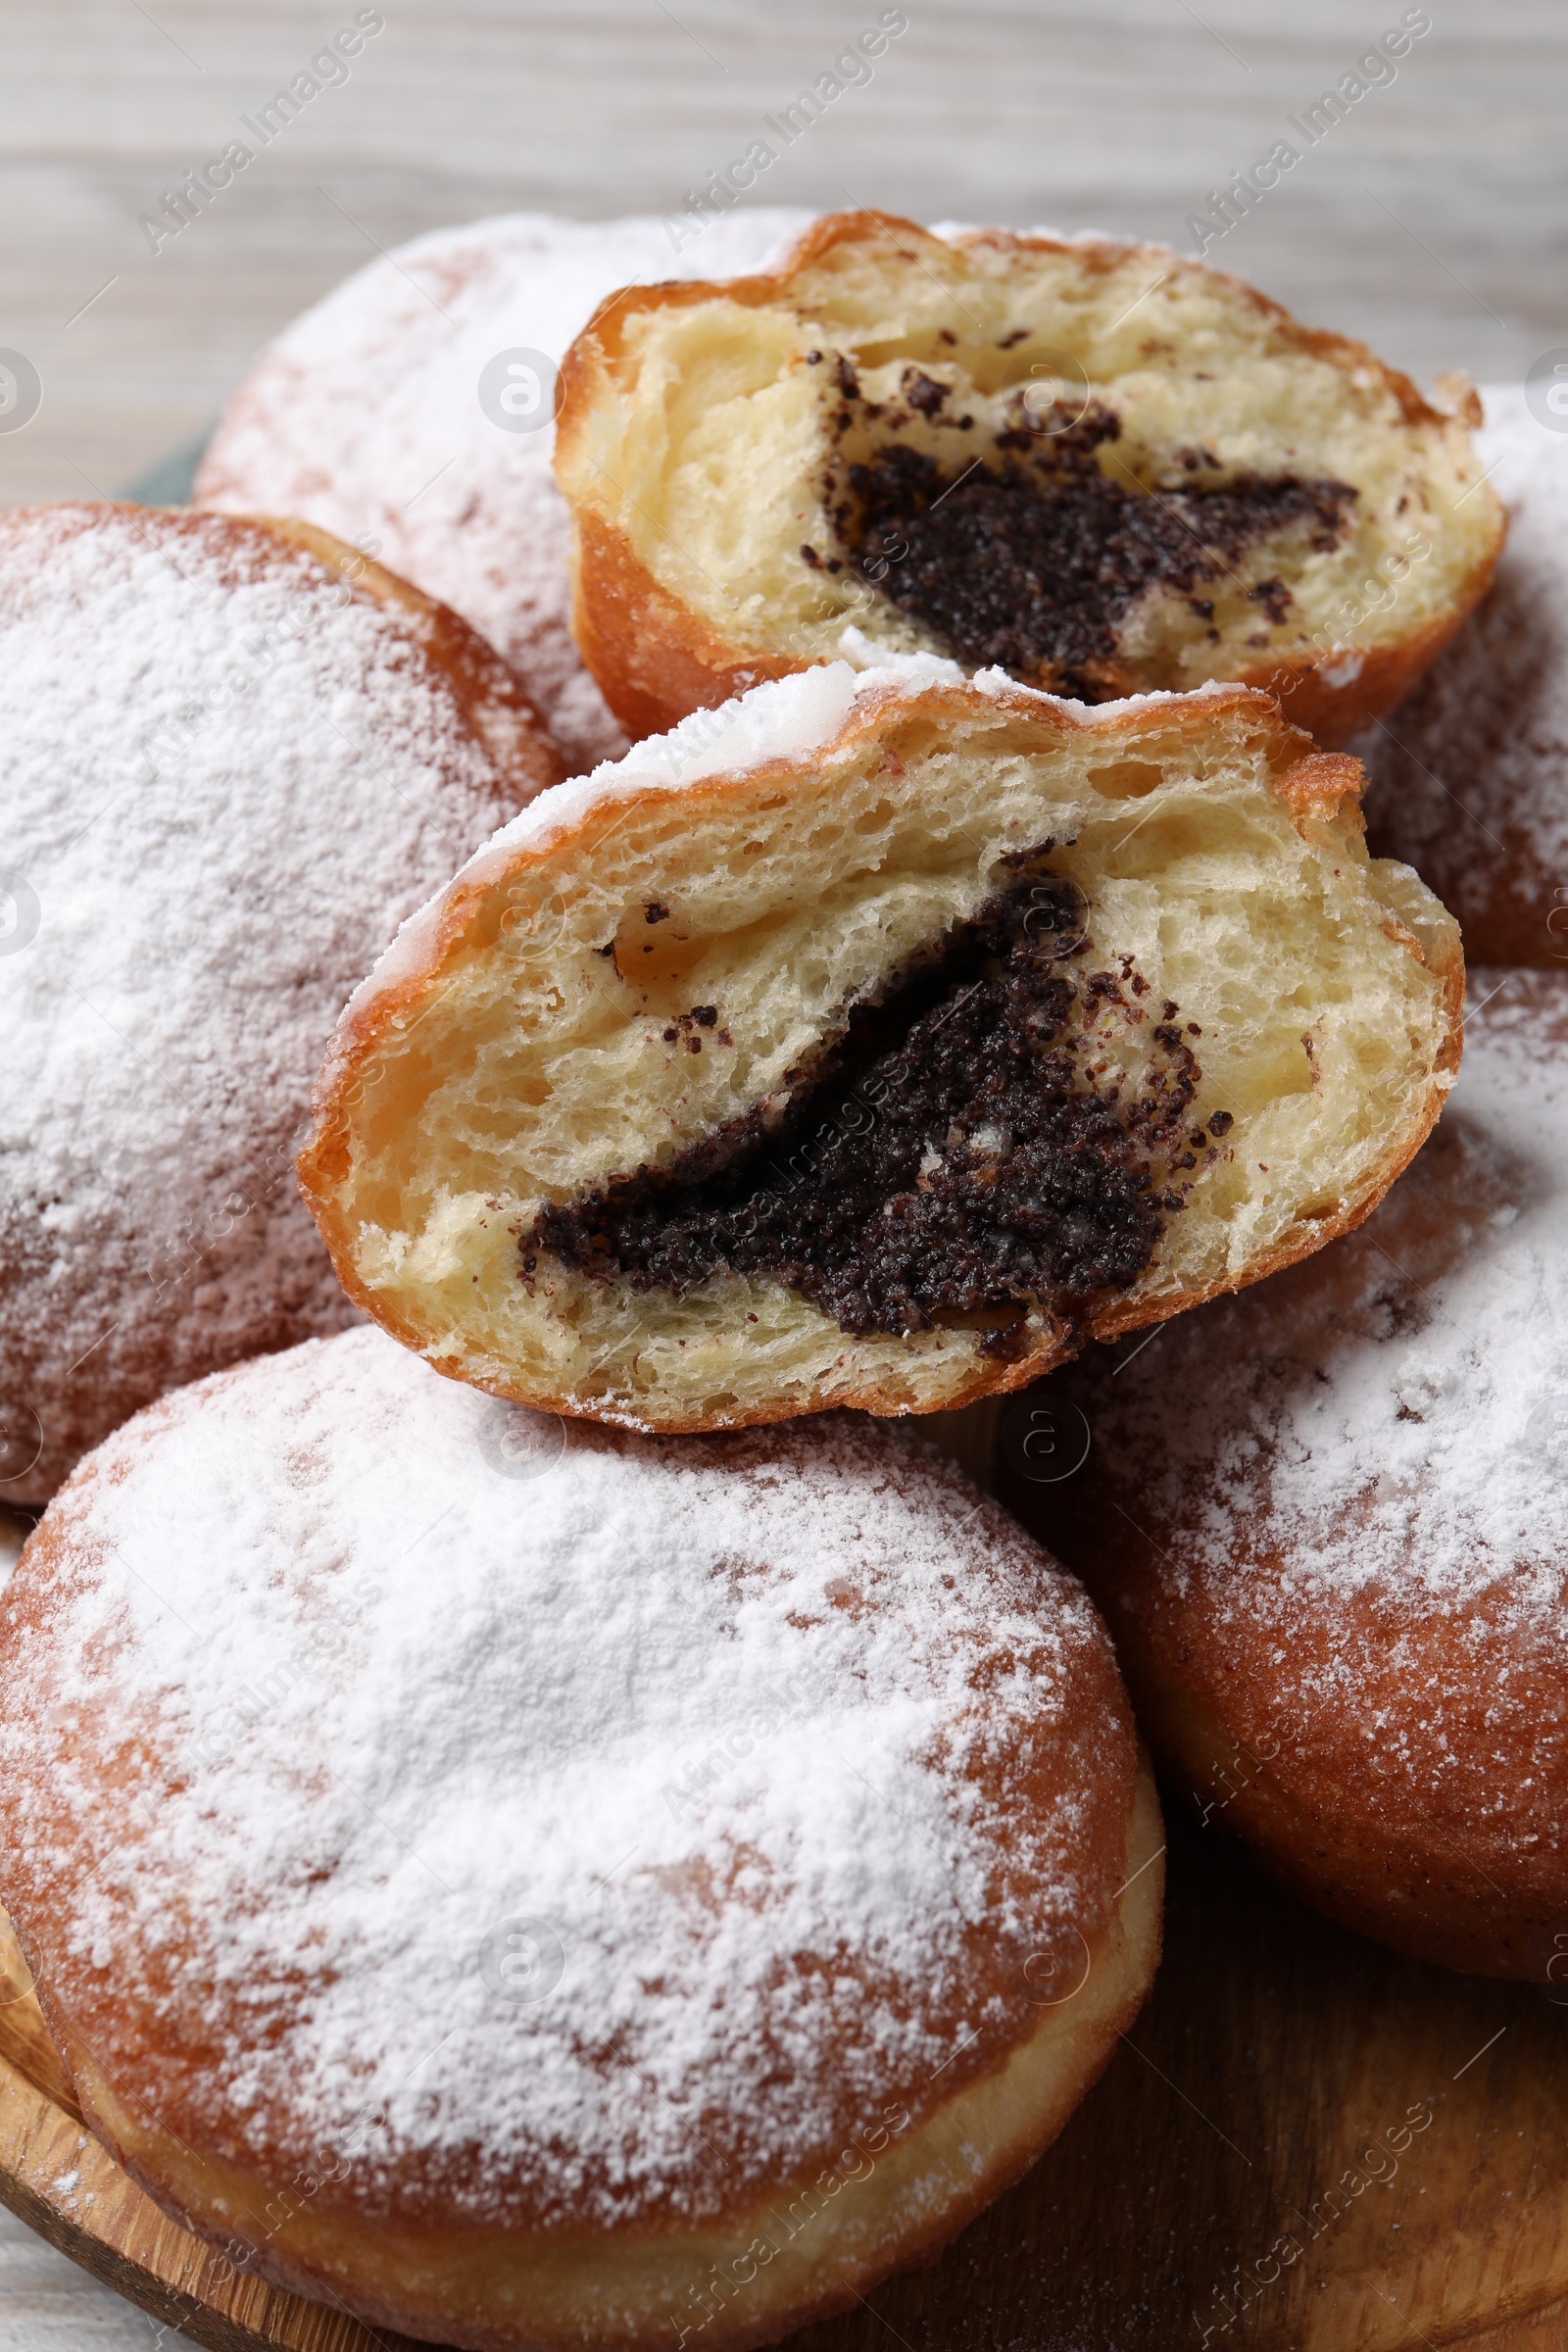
[4,1393,1135,2226]
[1246,584,1501,750]
[556,209,1505,745]
[1066,1592,1559,1980]
[298,676,1463,1435]
[566,506,799,740]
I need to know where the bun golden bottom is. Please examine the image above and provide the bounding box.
[46,1768,1165,2352]
[47,1770,1161,2352]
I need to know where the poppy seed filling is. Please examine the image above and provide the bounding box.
[822,378,1357,699]
[522,857,1206,1348]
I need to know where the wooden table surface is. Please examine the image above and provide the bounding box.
[2,0,1566,2342]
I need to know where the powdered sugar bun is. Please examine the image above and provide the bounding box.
[1361,385,1568,963]
[0,501,559,1506]
[195,209,814,773]
[1031,967,1568,1979]
[0,1326,1161,2352]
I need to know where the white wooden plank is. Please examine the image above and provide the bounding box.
[0,0,1561,505]
[0,2204,162,2348]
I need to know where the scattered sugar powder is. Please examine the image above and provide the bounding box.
[196,209,814,772]
[0,1328,1121,2231]
[0,504,524,1498]
[1091,972,1568,1635]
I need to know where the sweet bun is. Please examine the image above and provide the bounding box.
[555,208,1504,744]
[0,501,559,1505]
[298,656,1462,1435]
[0,1325,1161,2352]
[1361,384,1568,964]
[1030,969,1568,1980]
[196,209,812,772]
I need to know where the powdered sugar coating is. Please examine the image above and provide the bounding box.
[0,504,528,1502]
[196,210,814,773]
[0,1327,1130,2233]
[1359,383,1568,961]
[1069,969,1568,1631]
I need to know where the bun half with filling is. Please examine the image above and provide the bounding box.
[556,210,1503,744]
[299,658,1461,1432]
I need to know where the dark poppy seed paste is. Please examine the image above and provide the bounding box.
[522,858,1202,1348]
[834,390,1357,699]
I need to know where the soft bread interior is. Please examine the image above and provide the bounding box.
[303,685,1459,1430]
[563,218,1498,697]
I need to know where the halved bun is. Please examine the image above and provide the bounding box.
[298,659,1461,1432]
[556,210,1503,745]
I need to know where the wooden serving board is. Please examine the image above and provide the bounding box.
[4,1812,1568,2352]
